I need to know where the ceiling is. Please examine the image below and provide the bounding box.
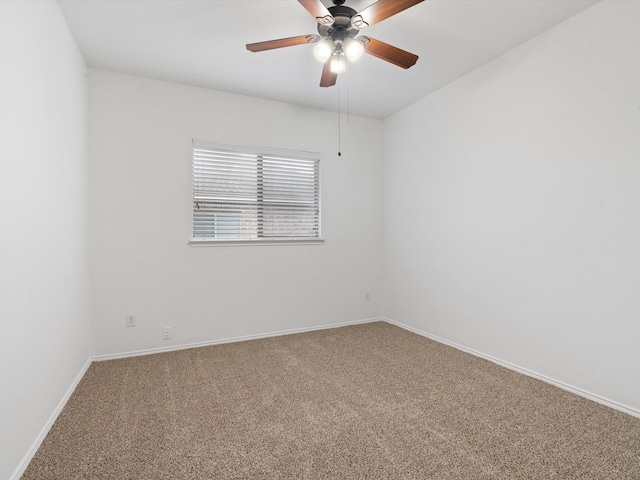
[58,0,599,119]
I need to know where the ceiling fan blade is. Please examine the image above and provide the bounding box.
[298,0,335,26]
[320,60,337,88]
[246,34,319,52]
[351,0,424,30]
[360,36,418,69]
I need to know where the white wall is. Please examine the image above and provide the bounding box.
[0,1,90,479]
[89,70,383,356]
[383,0,640,413]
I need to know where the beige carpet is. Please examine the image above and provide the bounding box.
[23,322,640,479]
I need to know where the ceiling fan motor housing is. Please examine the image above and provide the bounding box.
[318,5,359,43]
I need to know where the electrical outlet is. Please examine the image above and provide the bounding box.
[365,291,371,301]
[125,314,136,327]
[163,327,171,340]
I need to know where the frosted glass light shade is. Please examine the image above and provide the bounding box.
[344,37,364,62]
[313,39,334,62]
[330,53,347,74]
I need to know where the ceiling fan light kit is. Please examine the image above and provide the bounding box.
[246,0,424,87]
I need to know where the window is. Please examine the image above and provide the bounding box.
[191,142,321,244]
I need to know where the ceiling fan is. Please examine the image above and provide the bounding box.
[246,0,424,87]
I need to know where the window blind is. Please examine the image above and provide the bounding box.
[193,143,320,241]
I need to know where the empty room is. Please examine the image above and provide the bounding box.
[2,0,640,478]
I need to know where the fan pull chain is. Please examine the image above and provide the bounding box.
[347,61,351,125]
[337,77,342,157]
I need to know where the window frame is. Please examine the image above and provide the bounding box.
[189,141,324,247]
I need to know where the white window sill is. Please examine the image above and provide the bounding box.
[189,238,325,247]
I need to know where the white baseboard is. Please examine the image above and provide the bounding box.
[10,357,93,480]
[92,317,384,362]
[383,317,640,420]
